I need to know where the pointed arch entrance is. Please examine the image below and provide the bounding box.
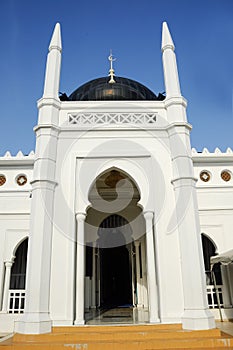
[84,168,149,317]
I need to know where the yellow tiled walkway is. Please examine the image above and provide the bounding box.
[1,323,233,349]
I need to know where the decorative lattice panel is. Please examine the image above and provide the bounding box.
[68,113,157,126]
[8,290,25,314]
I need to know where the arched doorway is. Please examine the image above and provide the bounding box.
[9,238,28,313]
[98,214,132,308]
[85,168,148,319]
[201,234,223,308]
[201,234,222,286]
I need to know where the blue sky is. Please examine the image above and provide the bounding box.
[0,0,232,155]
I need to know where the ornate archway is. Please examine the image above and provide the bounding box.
[84,168,148,315]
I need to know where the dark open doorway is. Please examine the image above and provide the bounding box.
[98,215,133,309]
[100,245,132,308]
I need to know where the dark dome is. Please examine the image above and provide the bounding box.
[68,76,165,101]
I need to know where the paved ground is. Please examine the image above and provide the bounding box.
[216,320,233,336]
[85,307,233,337]
[85,307,149,324]
[1,313,233,339]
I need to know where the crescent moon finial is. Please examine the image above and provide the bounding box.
[108,50,116,84]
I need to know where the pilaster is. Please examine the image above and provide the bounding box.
[135,241,142,306]
[74,213,86,325]
[144,211,159,323]
[2,260,14,312]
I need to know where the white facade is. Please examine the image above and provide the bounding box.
[0,22,232,334]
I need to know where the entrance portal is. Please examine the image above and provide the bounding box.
[85,168,148,322]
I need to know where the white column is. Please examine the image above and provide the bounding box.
[2,260,14,312]
[135,241,142,307]
[144,211,159,323]
[91,247,96,308]
[96,248,100,307]
[74,213,86,325]
[131,246,136,306]
[141,238,148,307]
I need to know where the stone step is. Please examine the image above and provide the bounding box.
[1,338,233,350]
[52,324,183,333]
[13,328,222,343]
[1,325,233,349]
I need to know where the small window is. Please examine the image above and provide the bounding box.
[0,174,6,186]
[200,171,211,182]
[16,174,27,186]
[221,170,231,182]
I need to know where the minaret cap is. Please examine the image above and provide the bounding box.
[49,23,62,52]
[161,22,175,52]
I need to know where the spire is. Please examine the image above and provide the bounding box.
[42,23,62,99]
[161,21,181,98]
[108,51,116,84]
[161,22,175,52]
[49,22,62,52]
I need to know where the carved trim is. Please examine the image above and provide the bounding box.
[68,113,157,125]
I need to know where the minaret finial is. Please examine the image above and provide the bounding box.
[161,22,174,52]
[108,50,116,84]
[42,23,62,99]
[161,22,181,98]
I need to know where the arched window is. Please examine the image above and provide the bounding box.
[10,238,28,290]
[201,234,222,285]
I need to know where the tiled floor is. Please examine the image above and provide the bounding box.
[216,320,233,336]
[86,307,233,338]
[85,307,149,324]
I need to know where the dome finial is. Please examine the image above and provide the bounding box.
[108,50,116,84]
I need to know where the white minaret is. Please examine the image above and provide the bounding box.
[16,24,61,334]
[163,22,216,330]
[161,21,181,98]
[161,21,188,124]
[42,22,62,99]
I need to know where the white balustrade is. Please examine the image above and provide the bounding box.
[206,285,224,308]
[8,290,26,313]
[68,113,157,126]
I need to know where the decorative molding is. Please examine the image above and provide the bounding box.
[192,147,233,156]
[67,112,157,126]
[192,147,233,163]
[202,148,209,154]
[1,151,34,160]
[215,147,221,154]
[0,151,35,166]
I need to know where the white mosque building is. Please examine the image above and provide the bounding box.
[0,22,232,335]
